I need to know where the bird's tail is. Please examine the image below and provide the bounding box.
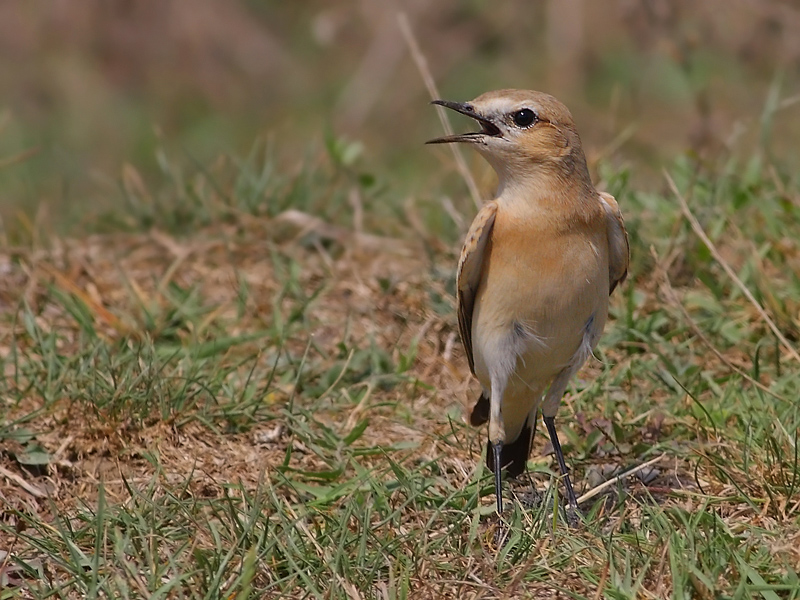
[469,392,490,426]
[486,415,535,478]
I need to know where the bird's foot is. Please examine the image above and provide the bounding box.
[564,504,582,528]
[491,516,511,549]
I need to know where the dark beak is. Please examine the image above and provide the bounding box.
[426,100,502,144]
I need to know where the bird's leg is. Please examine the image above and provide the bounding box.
[488,375,507,515]
[492,442,504,514]
[543,415,578,510]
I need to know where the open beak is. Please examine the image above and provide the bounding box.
[426,100,502,144]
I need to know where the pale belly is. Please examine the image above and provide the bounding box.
[470,235,609,439]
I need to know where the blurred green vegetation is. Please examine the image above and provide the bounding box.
[3,3,800,597]
[0,0,799,235]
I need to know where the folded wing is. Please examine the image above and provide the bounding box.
[457,201,498,374]
[599,192,629,295]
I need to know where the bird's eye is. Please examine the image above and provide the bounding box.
[512,108,537,128]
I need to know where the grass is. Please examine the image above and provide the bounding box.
[1,132,800,599]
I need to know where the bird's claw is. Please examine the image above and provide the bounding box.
[564,504,582,528]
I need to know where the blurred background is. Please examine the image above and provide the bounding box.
[1,0,799,234]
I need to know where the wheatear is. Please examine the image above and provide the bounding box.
[427,89,629,515]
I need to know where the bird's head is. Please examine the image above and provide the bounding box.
[427,89,590,190]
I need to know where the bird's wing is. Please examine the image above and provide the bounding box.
[599,192,629,295]
[457,201,498,374]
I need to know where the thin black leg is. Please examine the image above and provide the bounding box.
[493,442,504,514]
[543,416,578,510]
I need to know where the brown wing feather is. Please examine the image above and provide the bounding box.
[456,201,498,374]
[599,192,629,295]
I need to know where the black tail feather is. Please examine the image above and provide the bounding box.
[469,392,490,426]
[486,415,535,478]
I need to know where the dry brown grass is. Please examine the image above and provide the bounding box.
[2,174,800,596]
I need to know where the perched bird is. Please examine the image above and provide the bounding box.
[427,90,629,515]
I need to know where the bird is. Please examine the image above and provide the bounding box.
[427,89,629,516]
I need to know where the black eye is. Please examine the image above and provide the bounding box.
[512,108,537,127]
